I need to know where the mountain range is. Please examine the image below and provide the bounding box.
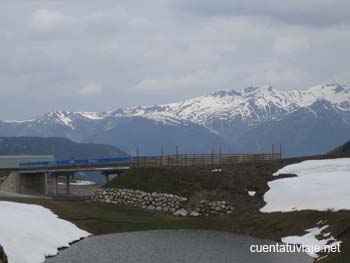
[1,83,350,156]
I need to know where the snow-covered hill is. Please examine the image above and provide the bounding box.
[1,84,350,155]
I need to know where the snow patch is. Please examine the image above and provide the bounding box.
[248,191,256,196]
[281,224,341,258]
[0,201,90,263]
[261,158,350,212]
[77,112,110,120]
[58,180,96,186]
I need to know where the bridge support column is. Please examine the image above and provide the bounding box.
[105,174,110,183]
[66,175,70,195]
[54,175,58,195]
[44,173,49,195]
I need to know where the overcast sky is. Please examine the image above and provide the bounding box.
[1,0,350,119]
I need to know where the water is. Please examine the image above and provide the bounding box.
[45,230,313,263]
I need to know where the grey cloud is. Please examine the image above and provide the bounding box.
[0,0,349,119]
[174,0,350,27]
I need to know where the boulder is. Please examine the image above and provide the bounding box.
[174,209,188,217]
[147,205,155,210]
[189,211,200,217]
[0,245,7,263]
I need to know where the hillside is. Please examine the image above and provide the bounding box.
[329,140,350,154]
[1,84,350,156]
[0,137,128,160]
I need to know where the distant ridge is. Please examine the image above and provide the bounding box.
[0,137,128,160]
[329,140,350,155]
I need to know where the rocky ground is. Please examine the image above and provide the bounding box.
[0,245,7,263]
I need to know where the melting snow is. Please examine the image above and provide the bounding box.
[281,224,341,258]
[260,158,350,212]
[0,201,90,263]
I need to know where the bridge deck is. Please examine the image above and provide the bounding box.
[0,153,282,174]
[0,152,282,196]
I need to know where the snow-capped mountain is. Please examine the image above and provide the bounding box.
[1,83,350,156]
[115,83,350,127]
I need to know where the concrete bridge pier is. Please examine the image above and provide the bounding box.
[66,174,70,195]
[53,175,58,195]
[49,172,74,196]
[44,172,49,195]
[0,172,48,195]
[102,172,114,183]
[102,170,126,184]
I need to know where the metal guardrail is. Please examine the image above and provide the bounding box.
[19,153,281,169]
[19,157,132,167]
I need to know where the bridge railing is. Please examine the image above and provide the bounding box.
[132,153,281,166]
[19,157,132,168]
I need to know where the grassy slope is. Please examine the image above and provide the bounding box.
[104,163,278,213]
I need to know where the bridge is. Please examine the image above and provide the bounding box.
[0,152,282,196]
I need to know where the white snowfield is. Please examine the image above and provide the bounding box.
[0,201,90,263]
[261,158,350,212]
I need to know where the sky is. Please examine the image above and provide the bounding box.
[1,0,350,120]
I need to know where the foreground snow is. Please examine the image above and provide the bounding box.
[281,223,341,258]
[261,158,350,212]
[0,201,90,263]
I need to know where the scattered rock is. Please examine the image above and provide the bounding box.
[189,211,200,217]
[0,245,7,263]
[147,205,155,210]
[174,209,188,217]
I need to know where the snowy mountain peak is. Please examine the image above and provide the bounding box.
[118,83,350,128]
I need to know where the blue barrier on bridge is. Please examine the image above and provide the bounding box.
[19,157,133,167]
